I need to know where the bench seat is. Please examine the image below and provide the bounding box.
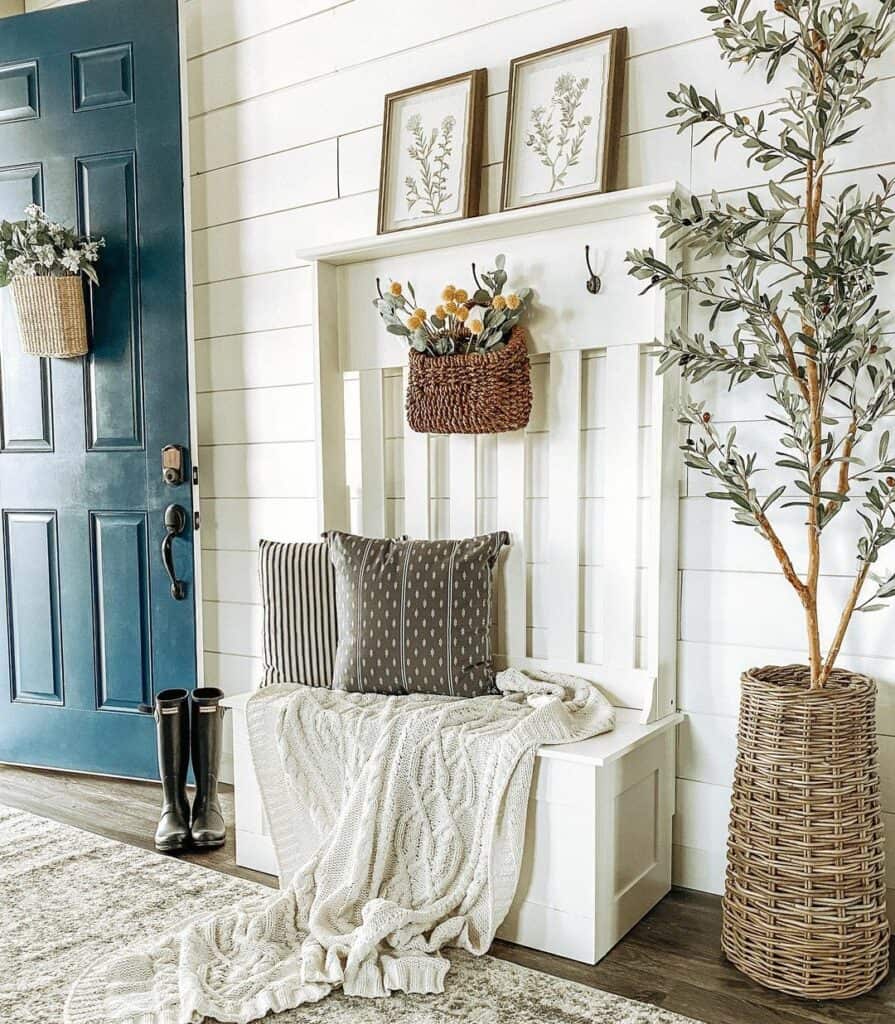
[223,690,681,964]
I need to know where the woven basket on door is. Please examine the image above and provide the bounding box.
[10,274,88,358]
[406,326,532,434]
[722,665,889,1000]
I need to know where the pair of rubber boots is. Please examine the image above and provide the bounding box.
[153,687,226,853]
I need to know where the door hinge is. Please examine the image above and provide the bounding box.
[193,510,200,531]
[192,465,199,486]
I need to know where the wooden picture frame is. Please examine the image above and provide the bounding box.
[377,69,487,235]
[500,28,627,212]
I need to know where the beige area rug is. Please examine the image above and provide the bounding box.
[0,803,702,1024]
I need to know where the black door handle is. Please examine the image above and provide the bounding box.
[161,504,187,600]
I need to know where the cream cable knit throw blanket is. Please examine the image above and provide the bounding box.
[66,669,614,1024]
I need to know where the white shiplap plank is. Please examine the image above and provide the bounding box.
[193,268,312,339]
[337,127,381,198]
[184,0,341,60]
[203,650,264,694]
[680,568,895,662]
[547,349,582,661]
[201,498,319,551]
[190,139,338,230]
[192,193,376,284]
[201,549,261,606]
[203,600,264,659]
[197,384,315,444]
[196,327,315,393]
[677,639,895,735]
[200,442,317,499]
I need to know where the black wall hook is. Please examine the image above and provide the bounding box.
[584,245,601,294]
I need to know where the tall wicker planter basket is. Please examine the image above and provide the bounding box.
[406,326,532,434]
[10,274,88,358]
[722,665,890,999]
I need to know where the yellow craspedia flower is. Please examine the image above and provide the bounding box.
[455,305,470,322]
[454,288,469,304]
[444,300,459,315]
[491,295,507,311]
[413,307,427,320]
[389,281,403,296]
[505,292,521,310]
[407,315,422,330]
[435,304,446,319]
[469,319,484,334]
[442,285,456,301]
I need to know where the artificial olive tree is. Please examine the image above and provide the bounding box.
[627,0,895,688]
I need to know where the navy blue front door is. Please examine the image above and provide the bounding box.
[0,0,196,778]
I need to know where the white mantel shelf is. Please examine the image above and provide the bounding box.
[296,180,685,266]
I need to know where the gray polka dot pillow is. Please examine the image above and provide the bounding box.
[326,531,509,697]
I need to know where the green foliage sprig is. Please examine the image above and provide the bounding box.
[405,114,455,216]
[526,73,593,192]
[373,255,531,356]
[0,204,104,288]
[626,0,895,688]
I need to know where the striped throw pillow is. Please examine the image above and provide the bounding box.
[258,540,338,687]
[327,531,509,697]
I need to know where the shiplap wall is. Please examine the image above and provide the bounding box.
[183,0,895,897]
[10,0,894,899]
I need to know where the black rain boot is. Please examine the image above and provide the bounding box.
[153,688,191,853]
[190,687,226,849]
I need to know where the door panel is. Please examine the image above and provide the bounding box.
[0,0,197,779]
[90,510,152,712]
[72,44,134,112]
[78,149,143,451]
[3,510,63,704]
[0,60,39,124]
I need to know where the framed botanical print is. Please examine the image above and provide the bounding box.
[377,69,487,235]
[500,28,627,212]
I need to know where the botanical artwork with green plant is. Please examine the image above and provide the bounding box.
[373,255,531,356]
[526,72,593,192]
[627,0,895,689]
[0,204,104,287]
[404,113,456,217]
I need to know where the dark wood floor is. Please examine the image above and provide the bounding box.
[1,763,892,1024]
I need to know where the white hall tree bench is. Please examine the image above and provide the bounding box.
[224,181,686,965]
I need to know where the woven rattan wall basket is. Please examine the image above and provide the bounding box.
[406,326,532,434]
[722,665,890,1000]
[10,274,88,358]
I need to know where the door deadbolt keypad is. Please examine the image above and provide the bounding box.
[162,445,186,486]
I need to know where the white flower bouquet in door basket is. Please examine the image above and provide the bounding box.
[0,203,104,358]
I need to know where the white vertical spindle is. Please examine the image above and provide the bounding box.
[647,282,682,718]
[449,435,477,537]
[547,349,582,661]
[402,367,430,538]
[311,261,349,532]
[496,430,526,659]
[358,369,386,537]
[603,344,641,672]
